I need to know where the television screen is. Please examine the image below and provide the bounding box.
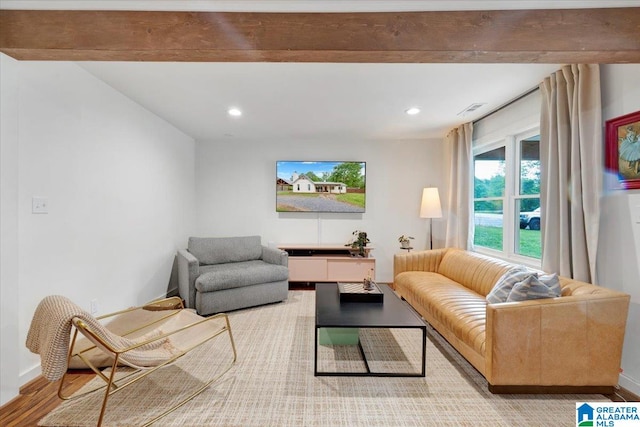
[276,161,366,213]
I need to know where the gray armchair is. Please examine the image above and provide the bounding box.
[177,236,289,315]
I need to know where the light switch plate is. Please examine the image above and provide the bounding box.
[32,197,48,214]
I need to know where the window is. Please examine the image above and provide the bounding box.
[515,136,541,259]
[473,130,541,263]
[473,147,505,252]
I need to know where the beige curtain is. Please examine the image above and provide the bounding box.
[445,122,474,249]
[540,64,602,282]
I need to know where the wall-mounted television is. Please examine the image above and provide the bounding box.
[276,161,366,213]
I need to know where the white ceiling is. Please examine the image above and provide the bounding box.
[80,62,561,141]
[7,0,636,141]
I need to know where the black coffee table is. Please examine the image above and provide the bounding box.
[314,283,427,377]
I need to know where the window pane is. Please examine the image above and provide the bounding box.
[516,198,541,259]
[520,137,540,196]
[474,200,503,251]
[474,147,506,198]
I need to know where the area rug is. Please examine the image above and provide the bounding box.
[40,290,607,426]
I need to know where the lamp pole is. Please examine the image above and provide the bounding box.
[429,218,434,250]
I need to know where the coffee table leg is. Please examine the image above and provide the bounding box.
[314,327,319,376]
[421,326,427,377]
[357,340,371,374]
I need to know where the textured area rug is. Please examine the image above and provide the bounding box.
[40,291,607,426]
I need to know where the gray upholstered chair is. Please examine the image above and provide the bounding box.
[177,236,289,315]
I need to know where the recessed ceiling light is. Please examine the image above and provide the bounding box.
[405,107,421,115]
[228,108,242,117]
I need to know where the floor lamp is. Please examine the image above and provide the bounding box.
[420,187,442,250]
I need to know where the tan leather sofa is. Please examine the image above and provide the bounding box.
[394,248,630,394]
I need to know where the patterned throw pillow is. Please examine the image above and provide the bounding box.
[486,266,533,303]
[538,273,561,293]
[506,273,561,302]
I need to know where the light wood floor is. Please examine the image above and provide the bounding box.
[0,372,93,427]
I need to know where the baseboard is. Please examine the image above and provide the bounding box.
[617,374,640,400]
[608,386,640,402]
[19,364,41,388]
[488,384,615,395]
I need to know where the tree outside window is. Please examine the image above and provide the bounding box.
[473,147,505,252]
[473,131,541,262]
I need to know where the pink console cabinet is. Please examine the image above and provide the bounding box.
[278,244,375,284]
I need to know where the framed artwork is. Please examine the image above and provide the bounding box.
[606,110,640,190]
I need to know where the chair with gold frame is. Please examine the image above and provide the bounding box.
[27,295,237,427]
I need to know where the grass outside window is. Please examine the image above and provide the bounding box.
[474,225,541,259]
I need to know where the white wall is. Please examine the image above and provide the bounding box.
[1,54,21,405]
[195,138,445,283]
[0,55,196,403]
[598,64,640,397]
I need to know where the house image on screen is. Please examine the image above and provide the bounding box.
[290,173,347,194]
[276,177,292,191]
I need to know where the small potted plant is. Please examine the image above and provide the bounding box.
[346,230,370,257]
[398,235,414,249]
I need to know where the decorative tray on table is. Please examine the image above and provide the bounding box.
[338,282,384,303]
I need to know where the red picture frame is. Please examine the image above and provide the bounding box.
[605,110,640,190]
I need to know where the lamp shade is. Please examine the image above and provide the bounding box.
[420,187,442,219]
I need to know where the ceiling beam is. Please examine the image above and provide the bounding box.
[1,8,639,63]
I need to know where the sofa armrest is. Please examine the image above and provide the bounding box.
[177,249,199,309]
[262,246,288,267]
[393,248,448,277]
[485,293,630,387]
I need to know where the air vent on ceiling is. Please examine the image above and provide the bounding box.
[457,103,486,116]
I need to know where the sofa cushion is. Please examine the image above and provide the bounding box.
[486,265,532,304]
[506,273,561,302]
[395,271,488,358]
[189,236,262,265]
[195,260,289,293]
[437,249,513,297]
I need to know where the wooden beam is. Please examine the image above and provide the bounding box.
[1,8,639,63]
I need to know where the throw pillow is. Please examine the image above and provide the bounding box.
[538,273,561,292]
[506,274,562,302]
[486,265,533,304]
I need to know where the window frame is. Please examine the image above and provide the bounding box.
[473,126,542,268]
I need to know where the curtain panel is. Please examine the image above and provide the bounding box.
[445,122,474,250]
[540,64,602,282]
